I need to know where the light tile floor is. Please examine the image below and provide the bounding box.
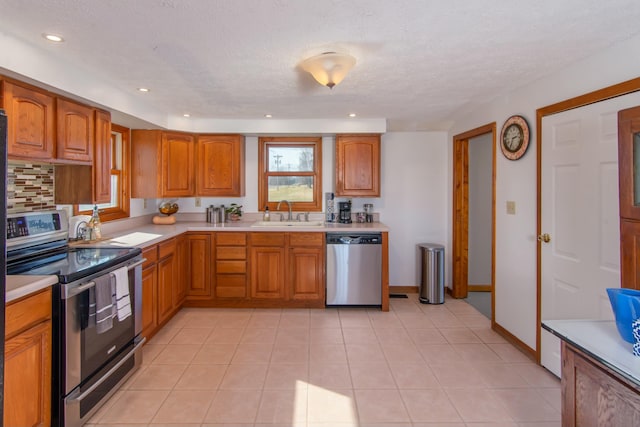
[87,294,561,427]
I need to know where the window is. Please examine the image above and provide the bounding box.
[258,137,322,212]
[76,124,130,221]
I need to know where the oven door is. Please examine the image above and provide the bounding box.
[61,257,144,426]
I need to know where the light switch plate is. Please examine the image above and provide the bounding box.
[195,197,201,207]
[506,200,516,215]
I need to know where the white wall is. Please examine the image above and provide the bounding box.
[447,33,640,350]
[468,133,492,285]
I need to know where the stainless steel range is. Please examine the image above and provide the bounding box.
[6,210,145,427]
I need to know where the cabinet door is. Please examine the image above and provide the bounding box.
[3,81,55,160]
[157,253,176,324]
[93,109,112,203]
[162,132,195,197]
[197,134,245,196]
[175,234,189,304]
[141,264,158,339]
[250,246,286,299]
[335,134,381,197]
[57,98,94,162]
[4,320,52,427]
[619,105,640,220]
[186,233,212,298]
[620,219,640,290]
[288,246,324,302]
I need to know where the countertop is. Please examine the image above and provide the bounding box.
[71,220,390,250]
[5,275,58,303]
[542,319,640,387]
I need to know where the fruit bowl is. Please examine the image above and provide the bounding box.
[159,202,179,216]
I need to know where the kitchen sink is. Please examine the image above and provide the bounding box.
[251,220,325,227]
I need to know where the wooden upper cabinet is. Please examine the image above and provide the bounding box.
[335,134,381,197]
[618,105,640,221]
[56,98,94,163]
[131,130,195,198]
[3,80,55,160]
[93,109,112,203]
[197,134,245,196]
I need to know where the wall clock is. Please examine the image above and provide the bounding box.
[500,115,530,160]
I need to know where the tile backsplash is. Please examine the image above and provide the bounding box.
[7,162,56,213]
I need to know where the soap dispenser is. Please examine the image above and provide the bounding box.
[89,205,102,240]
[263,206,270,221]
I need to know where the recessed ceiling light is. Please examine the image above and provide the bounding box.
[43,33,64,42]
[137,87,150,92]
[348,113,357,118]
[264,114,273,118]
[183,113,191,118]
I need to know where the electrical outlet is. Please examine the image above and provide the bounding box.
[195,197,201,207]
[506,200,516,215]
[143,199,147,209]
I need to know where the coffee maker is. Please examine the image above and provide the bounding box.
[338,201,352,224]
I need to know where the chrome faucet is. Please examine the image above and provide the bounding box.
[75,220,89,241]
[276,200,293,221]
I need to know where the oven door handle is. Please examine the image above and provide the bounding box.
[64,258,146,298]
[66,336,146,403]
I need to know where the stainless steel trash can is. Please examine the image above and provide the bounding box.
[418,243,445,304]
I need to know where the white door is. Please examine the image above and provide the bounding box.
[540,92,640,377]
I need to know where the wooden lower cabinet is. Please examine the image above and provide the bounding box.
[157,245,177,325]
[289,247,324,301]
[214,232,247,300]
[184,233,212,300]
[4,287,52,427]
[562,341,640,426]
[141,245,159,340]
[175,234,189,305]
[250,246,286,299]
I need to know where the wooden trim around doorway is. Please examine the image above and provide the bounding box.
[535,76,640,363]
[451,123,497,315]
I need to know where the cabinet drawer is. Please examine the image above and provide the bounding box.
[216,246,246,260]
[217,232,247,246]
[158,238,177,259]
[250,232,285,246]
[142,245,158,268]
[289,232,324,247]
[6,287,52,338]
[216,260,246,274]
[215,274,247,298]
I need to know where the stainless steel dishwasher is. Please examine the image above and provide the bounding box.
[326,232,382,306]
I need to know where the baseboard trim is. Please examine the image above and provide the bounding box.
[492,322,536,362]
[468,284,492,292]
[389,285,419,294]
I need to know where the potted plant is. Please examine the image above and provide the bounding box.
[225,203,243,221]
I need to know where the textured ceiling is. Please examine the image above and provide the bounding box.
[1,0,640,131]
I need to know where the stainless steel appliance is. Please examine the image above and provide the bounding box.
[6,210,144,427]
[326,232,382,306]
[338,201,352,224]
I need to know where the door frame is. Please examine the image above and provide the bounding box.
[535,77,640,362]
[452,123,496,318]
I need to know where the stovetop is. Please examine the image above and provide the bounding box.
[7,246,142,284]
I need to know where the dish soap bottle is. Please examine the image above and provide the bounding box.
[263,206,270,221]
[89,205,102,240]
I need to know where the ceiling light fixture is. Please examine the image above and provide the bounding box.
[264,114,273,118]
[183,113,190,118]
[137,87,150,92]
[301,52,356,89]
[43,33,64,42]
[348,113,357,118]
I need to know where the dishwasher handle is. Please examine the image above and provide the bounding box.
[326,233,381,245]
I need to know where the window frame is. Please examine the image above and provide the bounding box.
[258,136,322,212]
[74,123,130,221]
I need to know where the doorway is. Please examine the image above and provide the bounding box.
[452,123,496,322]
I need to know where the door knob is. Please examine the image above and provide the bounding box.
[537,233,551,243]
